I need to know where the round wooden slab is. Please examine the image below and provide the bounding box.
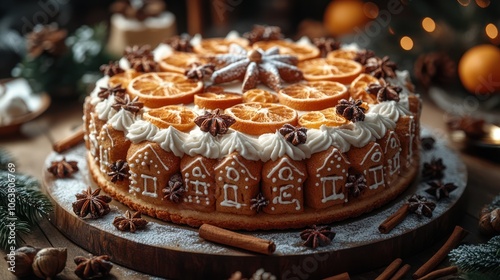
[43,132,467,279]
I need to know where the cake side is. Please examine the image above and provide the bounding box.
[88,151,420,230]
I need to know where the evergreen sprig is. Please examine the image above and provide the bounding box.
[0,170,53,250]
[449,235,500,279]
[0,148,14,171]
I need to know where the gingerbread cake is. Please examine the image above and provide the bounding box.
[84,26,421,230]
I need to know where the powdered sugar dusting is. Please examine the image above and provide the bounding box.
[44,128,466,256]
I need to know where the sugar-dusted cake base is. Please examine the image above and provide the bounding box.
[88,152,419,230]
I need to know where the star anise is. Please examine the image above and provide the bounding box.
[74,254,113,279]
[185,63,215,80]
[278,124,307,146]
[112,210,148,232]
[99,61,124,77]
[300,225,336,249]
[209,44,303,92]
[446,115,486,139]
[47,157,79,178]
[124,45,153,60]
[164,34,193,52]
[112,95,144,114]
[194,109,236,136]
[345,171,367,198]
[250,193,269,213]
[312,37,340,58]
[421,137,436,151]
[111,0,166,21]
[162,173,185,203]
[366,79,402,102]
[107,160,129,183]
[407,194,436,218]
[123,45,159,72]
[243,25,284,45]
[365,56,397,79]
[414,52,456,89]
[97,84,126,100]
[26,24,67,58]
[336,99,366,122]
[129,56,159,72]
[422,158,446,181]
[425,181,458,200]
[354,49,376,65]
[72,187,112,219]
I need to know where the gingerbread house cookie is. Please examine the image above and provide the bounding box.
[214,153,262,215]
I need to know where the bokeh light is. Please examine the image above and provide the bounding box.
[363,2,379,19]
[475,0,491,8]
[400,36,414,51]
[422,17,436,33]
[485,23,498,39]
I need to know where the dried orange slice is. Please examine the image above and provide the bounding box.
[193,38,249,55]
[298,107,348,129]
[253,40,320,61]
[108,70,141,88]
[242,89,278,103]
[326,49,357,60]
[159,51,206,73]
[298,57,362,84]
[143,105,196,132]
[127,72,203,108]
[279,81,348,111]
[194,92,243,110]
[225,102,298,135]
[349,73,379,104]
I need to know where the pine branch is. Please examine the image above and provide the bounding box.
[0,148,15,171]
[449,235,500,277]
[0,207,30,250]
[0,171,53,226]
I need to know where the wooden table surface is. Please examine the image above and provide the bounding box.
[1,95,498,280]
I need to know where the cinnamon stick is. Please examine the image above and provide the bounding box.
[53,126,84,153]
[323,272,350,280]
[417,266,458,280]
[375,258,403,280]
[389,264,411,280]
[199,224,276,255]
[412,226,468,279]
[379,204,409,234]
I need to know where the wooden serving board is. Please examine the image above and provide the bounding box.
[42,133,467,279]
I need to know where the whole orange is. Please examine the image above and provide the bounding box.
[323,0,371,36]
[458,44,500,95]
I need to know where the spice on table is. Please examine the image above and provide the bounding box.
[72,187,112,219]
[412,226,468,279]
[378,204,409,234]
[74,254,113,279]
[300,225,336,249]
[389,264,411,280]
[52,127,85,153]
[199,224,275,255]
[47,157,79,178]
[375,258,403,280]
[323,272,350,280]
[416,266,458,280]
[113,210,148,233]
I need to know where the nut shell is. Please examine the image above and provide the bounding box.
[32,247,67,279]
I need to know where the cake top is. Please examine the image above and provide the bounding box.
[90,26,417,161]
